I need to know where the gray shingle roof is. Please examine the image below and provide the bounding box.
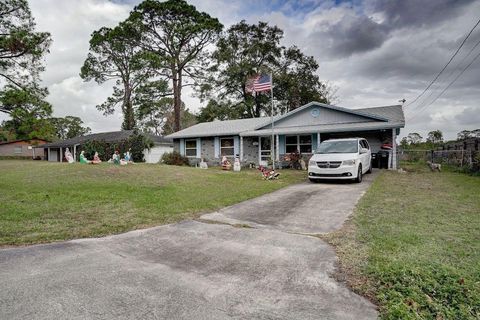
[166,102,405,139]
[38,130,172,148]
[166,117,273,139]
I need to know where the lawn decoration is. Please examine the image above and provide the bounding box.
[199,158,208,169]
[92,152,102,164]
[110,151,120,165]
[258,165,280,180]
[221,156,231,170]
[64,148,74,163]
[79,151,91,164]
[233,157,241,172]
[426,161,441,172]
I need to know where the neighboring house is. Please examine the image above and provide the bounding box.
[37,130,173,163]
[167,102,405,169]
[0,139,48,159]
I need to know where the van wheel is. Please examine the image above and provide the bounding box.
[355,165,362,183]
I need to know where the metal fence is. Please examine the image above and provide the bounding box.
[398,148,479,171]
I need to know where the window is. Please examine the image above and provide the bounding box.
[285,135,312,153]
[185,139,197,157]
[299,135,312,153]
[220,137,234,156]
[14,146,22,154]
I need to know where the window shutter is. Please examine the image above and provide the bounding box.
[179,139,185,156]
[214,137,220,159]
[196,138,201,158]
[233,136,239,157]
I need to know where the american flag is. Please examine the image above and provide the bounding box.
[245,74,272,93]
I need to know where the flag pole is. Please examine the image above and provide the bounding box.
[270,72,275,170]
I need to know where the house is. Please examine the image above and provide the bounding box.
[0,139,48,159]
[37,130,173,163]
[167,102,405,169]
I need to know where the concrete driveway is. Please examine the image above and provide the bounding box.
[0,173,378,320]
[201,172,378,234]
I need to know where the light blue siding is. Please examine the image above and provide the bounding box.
[179,139,185,156]
[233,136,240,157]
[214,137,220,158]
[278,135,286,154]
[196,138,201,158]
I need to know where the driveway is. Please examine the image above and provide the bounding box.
[0,173,378,320]
[201,171,378,234]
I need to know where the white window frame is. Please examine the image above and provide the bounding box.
[184,139,197,158]
[14,146,22,154]
[220,137,235,157]
[285,135,312,154]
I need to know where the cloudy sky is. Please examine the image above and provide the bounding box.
[15,0,480,140]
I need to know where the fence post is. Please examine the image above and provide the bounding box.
[461,148,464,167]
[431,150,434,163]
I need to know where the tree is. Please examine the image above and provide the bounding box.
[0,86,55,140]
[426,130,443,145]
[128,0,222,132]
[0,0,52,130]
[400,137,409,149]
[196,99,241,122]
[136,87,172,135]
[162,105,197,136]
[0,0,51,90]
[50,116,91,140]
[198,21,334,119]
[457,130,472,141]
[80,23,159,130]
[407,132,423,145]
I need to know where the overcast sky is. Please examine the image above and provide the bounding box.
[14,0,480,140]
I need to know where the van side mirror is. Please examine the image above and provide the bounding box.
[360,148,368,154]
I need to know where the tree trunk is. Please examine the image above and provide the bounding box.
[122,86,135,130]
[172,69,181,132]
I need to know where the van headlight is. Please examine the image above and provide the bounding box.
[308,160,316,166]
[342,159,356,166]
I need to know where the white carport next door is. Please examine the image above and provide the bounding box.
[144,145,173,163]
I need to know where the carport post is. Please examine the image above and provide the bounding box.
[317,133,321,151]
[60,147,63,163]
[391,128,397,170]
[47,147,50,161]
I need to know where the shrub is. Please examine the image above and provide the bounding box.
[161,151,189,166]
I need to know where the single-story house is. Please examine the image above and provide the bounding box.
[0,139,48,159]
[167,102,405,169]
[37,130,173,163]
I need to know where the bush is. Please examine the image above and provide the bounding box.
[161,151,189,166]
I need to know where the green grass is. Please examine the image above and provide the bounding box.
[324,162,480,319]
[0,160,305,246]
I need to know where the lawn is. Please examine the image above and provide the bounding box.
[0,160,305,246]
[324,163,480,319]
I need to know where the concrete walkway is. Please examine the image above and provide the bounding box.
[0,173,379,320]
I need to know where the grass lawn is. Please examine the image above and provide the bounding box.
[324,163,480,319]
[0,160,305,246]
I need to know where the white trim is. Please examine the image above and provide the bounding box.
[214,137,220,159]
[391,128,397,170]
[275,135,279,161]
[220,136,235,157]
[240,136,244,161]
[184,139,198,158]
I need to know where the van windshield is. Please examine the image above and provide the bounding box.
[316,140,358,154]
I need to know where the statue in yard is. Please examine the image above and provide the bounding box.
[92,152,102,164]
[221,155,231,170]
[64,148,74,163]
[233,157,241,172]
[199,158,208,169]
[112,151,120,165]
[79,151,91,164]
[124,148,133,163]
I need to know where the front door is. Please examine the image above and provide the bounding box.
[259,136,277,164]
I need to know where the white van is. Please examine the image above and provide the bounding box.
[308,138,372,183]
